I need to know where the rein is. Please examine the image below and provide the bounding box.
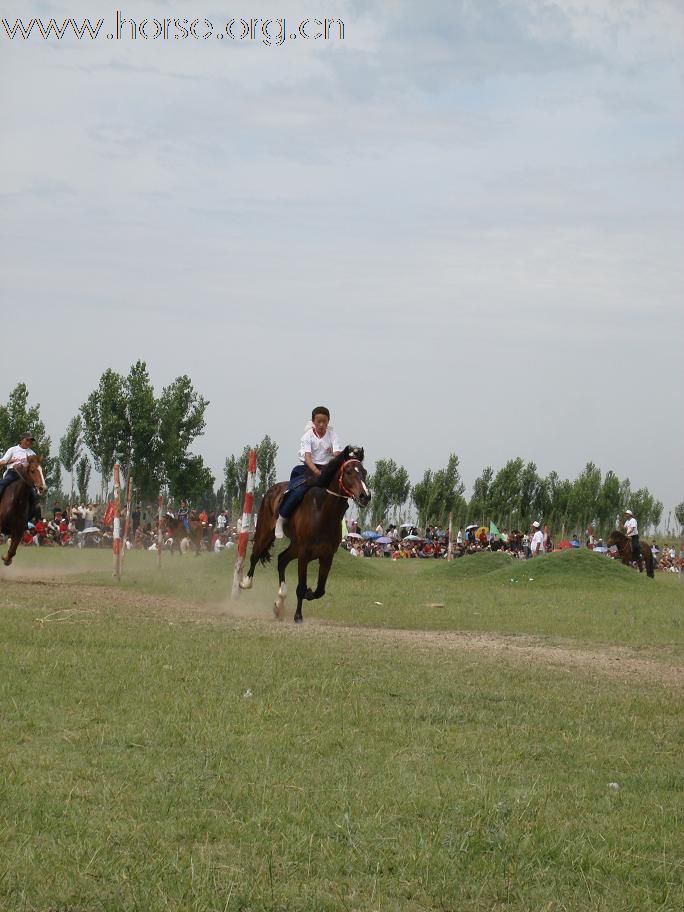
[325,459,363,501]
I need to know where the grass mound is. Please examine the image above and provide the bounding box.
[497,547,639,586]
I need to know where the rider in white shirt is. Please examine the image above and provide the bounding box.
[275,406,341,539]
[0,432,39,517]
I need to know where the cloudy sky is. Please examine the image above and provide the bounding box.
[2,0,682,518]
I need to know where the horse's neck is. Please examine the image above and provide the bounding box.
[320,487,349,520]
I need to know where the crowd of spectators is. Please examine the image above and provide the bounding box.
[339,521,683,571]
[3,501,682,573]
[0,502,240,554]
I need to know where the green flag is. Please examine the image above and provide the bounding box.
[489,521,501,538]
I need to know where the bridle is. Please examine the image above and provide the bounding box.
[326,458,365,501]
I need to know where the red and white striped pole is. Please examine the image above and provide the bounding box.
[232,449,257,599]
[112,463,121,580]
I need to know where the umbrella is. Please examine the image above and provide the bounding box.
[362,531,379,539]
[79,527,101,535]
[400,522,415,528]
[375,536,392,544]
[476,526,488,538]
[465,524,478,531]
[346,532,363,539]
[404,534,424,541]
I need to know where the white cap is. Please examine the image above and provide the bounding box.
[532,521,540,528]
[624,509,633,516]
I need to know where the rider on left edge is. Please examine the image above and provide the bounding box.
[0,432,39,520]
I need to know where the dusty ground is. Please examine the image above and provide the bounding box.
[2,575,682,690]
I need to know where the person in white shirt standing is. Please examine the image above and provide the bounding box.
[0,432,39,517]
[622,509,641,560]
[275,406,341,539]
[529,520,544,558]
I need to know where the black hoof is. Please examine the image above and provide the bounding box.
[294,616,303,624]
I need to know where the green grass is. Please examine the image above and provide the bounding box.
[5,547,683,651]
[0,548,682,910]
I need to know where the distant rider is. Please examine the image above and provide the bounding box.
[178,499,190,532]
[622,509,640,560]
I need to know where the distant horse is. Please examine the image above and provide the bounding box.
[239,445,371,623]
[164,514,204,556]
[607,530,655,578]
[0,455,46,567]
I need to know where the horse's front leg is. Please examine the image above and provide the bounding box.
[304,554,333,601]
[294,555,311,624]
[275,545,296,619]
[2,534,21,567]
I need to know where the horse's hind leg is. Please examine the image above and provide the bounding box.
[239,527,277,591]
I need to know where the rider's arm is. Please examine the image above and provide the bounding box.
[304,452,321,475]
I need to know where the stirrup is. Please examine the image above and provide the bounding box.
[274,516,285,539]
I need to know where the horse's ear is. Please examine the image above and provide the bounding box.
[349,445,364,461]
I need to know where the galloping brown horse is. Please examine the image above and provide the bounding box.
[164,514,204,556]
[0,455,46,567]
[606,530,655,578]
[239,445,371,623]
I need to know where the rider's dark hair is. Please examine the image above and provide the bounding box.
[311,406,330,420]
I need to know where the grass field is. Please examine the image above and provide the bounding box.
[1,547,682,911]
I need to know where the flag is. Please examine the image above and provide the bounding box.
[103,501,116,526]
[489,521,501,537]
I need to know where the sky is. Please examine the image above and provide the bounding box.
[1,0,683,520]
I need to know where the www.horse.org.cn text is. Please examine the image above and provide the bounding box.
[1,14,346,46]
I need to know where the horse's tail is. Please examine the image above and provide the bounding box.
[251,483,286,567]
[645,546,655,579]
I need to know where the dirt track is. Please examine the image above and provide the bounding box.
[3,576,682,690]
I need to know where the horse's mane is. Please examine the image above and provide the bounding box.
[310,445,365,489]
[607,529,627,543]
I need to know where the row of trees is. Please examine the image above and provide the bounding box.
[1,366,213,505]
[364,454,671,537]
[1,378,681,535]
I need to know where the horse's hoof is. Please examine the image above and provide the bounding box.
[294,617,303,624]
[239,577,253,590]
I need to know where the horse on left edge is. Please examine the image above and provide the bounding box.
[0,455,47,567]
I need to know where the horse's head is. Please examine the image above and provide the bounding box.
[338,447,371,507]
[25,455,46,493]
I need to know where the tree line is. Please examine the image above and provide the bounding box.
[366,455,669,537]
[0,374,680,534]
